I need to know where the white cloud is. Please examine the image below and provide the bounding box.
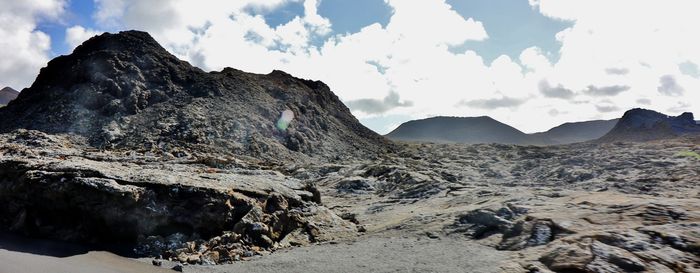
[65,25,102,50]
[82,0,700,133]
[0,0,66,89]
[508,0,700,131]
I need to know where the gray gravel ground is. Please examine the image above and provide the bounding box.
[180,235,506,273]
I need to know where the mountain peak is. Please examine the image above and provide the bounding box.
[72,30,162,55]
[0,87,19,105]
[386,115,546,145]
[598,108,700,142]
[0,30,389,161]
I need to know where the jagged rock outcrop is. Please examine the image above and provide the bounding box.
[598,108,700,142]
[0,30,388,263]
[0,30,390,162]
[0,87,19,105]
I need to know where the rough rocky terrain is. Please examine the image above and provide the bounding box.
[0,129,361,266]
[306,137,700,272]
[4,130,697,273]
[0,30,384,269]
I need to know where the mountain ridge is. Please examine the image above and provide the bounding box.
[598,108,700,142]
[385,116,549,145]
[531,119,619,144]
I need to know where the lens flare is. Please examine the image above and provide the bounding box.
[276,109,295,131]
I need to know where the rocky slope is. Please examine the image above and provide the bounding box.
[0,87,19,105]
[0,31,390,163]
[531,119,618,144]
[386,116,548,145]
[0,30,389,265]
[598,108,700,142]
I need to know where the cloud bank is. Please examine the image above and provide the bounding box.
[2,0,700,134]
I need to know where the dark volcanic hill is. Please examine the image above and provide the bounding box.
[531,119,618,144]
[598,108,700,142]
[386,116,547,145]
[0,31,390,162]
[0,87,19,105]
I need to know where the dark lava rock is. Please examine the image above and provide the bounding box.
[336,177,376,194]
[0,131,357,263]
[0,30,373,263]
[0,30,391,162]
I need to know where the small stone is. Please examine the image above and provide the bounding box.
[151,259,162,266]
[357,225,367,233]
[176,252,188,263]
[265,192,289,213]
[186,254,201,264]
[201,251,220,265]
[426,231,440,239]
[171,264,184,272]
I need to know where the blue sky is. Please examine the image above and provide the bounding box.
[39,0,569,64]
[4,0,700,134]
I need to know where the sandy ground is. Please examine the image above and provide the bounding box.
[180,235,506,273]
[1,233,506,273]
[0,232,170,273]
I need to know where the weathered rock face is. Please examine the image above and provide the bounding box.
[598,108,700,142]
[0,31,390,162]
[0,130,356,263]
[0,30,385,263]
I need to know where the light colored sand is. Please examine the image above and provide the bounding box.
[0,249,171,273]
[0,233,170,273]
[1,232,506,273]
[181,235,507,273]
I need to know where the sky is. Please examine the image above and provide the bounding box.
[1,0,700,134]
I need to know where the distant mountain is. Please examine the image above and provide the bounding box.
[386,116,548,145]
[0,87,19,105]
[531,119,619,145]
[598,108,700,142]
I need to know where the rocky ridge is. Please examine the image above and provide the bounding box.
[387,116,621,145]
[599,108,700,142]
